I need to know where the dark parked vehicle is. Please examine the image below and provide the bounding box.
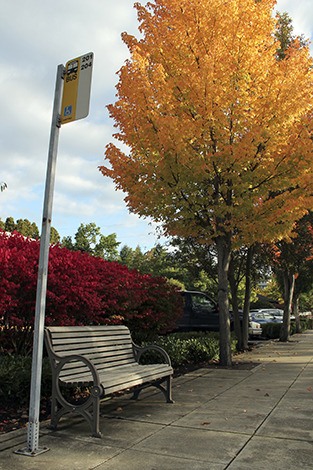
[177,290,220,331]
[176,291,261,337]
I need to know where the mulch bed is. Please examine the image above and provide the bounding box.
[0,399,51,434]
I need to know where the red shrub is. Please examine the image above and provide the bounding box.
[0,231,182,342]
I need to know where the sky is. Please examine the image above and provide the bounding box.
[1,1,312,250]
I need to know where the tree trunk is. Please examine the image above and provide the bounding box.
[228,255,242,350]
[293,294,301,333]
[216,235,232,366]
[242,246,254,350]
[280,271,295,342]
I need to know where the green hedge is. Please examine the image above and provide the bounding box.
[0,355,51,407]
[140,331,237,369]
[261,318,313,339]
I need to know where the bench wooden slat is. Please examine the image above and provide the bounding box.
[61,364,172,389]
[52,343,132,352]
[52,336,132,345]
[53,344,134,356]
[47,325,129,333]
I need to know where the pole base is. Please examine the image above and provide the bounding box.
[14,446,50,457]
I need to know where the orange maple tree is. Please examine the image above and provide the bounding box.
[101,0,313,364]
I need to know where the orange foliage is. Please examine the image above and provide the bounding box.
[100,0,313,247]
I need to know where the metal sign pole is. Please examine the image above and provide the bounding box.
[16,63,64,457]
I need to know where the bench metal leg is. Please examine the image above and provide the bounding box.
[48,383,103,438]
[154,376,174,403]
[131,376,174,403]
[90,393,102,438]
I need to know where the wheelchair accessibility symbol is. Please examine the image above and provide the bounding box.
[63,105,72,117]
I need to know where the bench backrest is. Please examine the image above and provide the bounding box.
[45,325,137,380]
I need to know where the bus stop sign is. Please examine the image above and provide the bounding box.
[61,52,94,124]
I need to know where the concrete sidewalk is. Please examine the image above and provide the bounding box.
[1,331,313,470]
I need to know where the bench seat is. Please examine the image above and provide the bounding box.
[44,325,173,437]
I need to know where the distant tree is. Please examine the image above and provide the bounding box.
[119,245,135,266]
[50,226,60,244]
[170,237,218,292]
[61,235,75,250]
[256,276,283,306]
[273,212,313,340]
[4,217,16,233]
[16,219,40,239]
[275,11,294,60]
[2,216,60,241]
[119,243,190,287]
[65,222,120,260]
[128,245,146,271]
[96,233,120,261]
[299,288,313,313]
[275,11,307,60]
[0,182,7,192]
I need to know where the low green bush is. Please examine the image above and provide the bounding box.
[140,332,237,368]
[0,355,51,407]
[261,322,281,339]
[298,317,313,330]
[262,318,313,339]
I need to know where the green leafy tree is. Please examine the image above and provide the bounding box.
[170,238,218,293]
[69,222,120,260]
[2,216,58,242]
[299,289,313,313]
[50,226,60,244]
[15,219,40,239]
[61,235,75,250]
[275,11,307,60]
[4,217,16,232]
[127,245,146,271]
[273,212,313,340]
[119,243,189,287]
[119,245,135,266]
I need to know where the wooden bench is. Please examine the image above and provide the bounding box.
[44,325,173,437]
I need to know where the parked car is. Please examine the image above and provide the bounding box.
[249,309,282,324]
[259,308,295,321]
[249,320,262,337]
[176,291,262,337]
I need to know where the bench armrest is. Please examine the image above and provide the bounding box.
[133,343,172,367]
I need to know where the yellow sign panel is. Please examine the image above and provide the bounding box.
[61,52,94,124]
